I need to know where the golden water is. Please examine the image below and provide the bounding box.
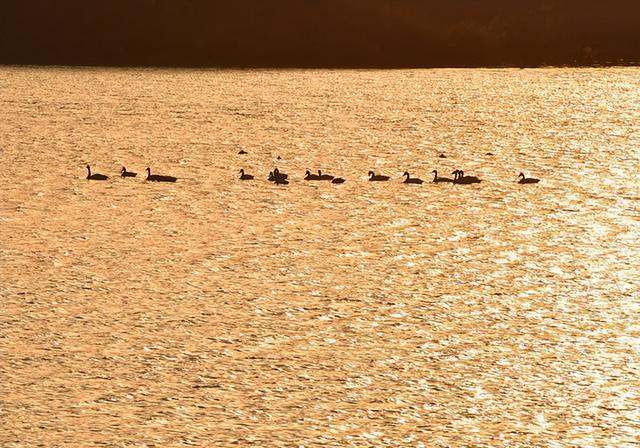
[1,67,639,447]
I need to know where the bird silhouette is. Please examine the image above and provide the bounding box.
[304,169,321,180]
[431,170,453,183]
[120,166,137,177]
[317,170,335,181]
[453,170,481,184]
[269,168,289,183]
[239,169,254,180]
[402,172,424,184]
[86,165,108,180]
[518,172,540,184]
[368,171,390,181]
[146,167,177,182]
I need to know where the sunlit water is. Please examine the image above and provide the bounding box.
[1,67,639,447]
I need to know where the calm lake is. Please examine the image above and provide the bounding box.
[1,66,639,447]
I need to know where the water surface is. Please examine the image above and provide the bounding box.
[1,67,639,447]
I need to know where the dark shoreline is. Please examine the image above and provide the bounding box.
[1,63,638,70]
[2,1,639,71]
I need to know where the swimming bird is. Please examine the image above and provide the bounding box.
[402,171,424,184]
[120,166,137,177]
[518,172,540,184]
[86,165,108,180]
[146,167,177,183]
[331,177,346,184]
[239,169,254,180]
[274,168,288,179]
[272,168,288,180]
[439,153,447,158]
[431,170,453,183]
[368,171,390,182]
[304,169,321,181]
[268,171,289,185]
[238,149,248,155]
[453,170,481,184]
[268,168,289,184]
[317,170,335,181]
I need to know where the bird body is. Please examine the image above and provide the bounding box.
[86,165,108,180]
[273,168,288,179]
[146,167,177,182]
[518,172,540,184]
[402,171,423,184]
[453,170,481,184]
[269,168,289,184]
[331,177,346,184]
[239,169,254,180]
[368,171,390,181]
[317,170,335,181]
[431,170,453,183]
[121,166,137,177]
[304,170,321,181]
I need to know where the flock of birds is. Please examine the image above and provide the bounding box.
[86,164,540,185]
[258,168,539,185]
[86,165,177,182]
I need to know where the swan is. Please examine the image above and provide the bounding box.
[368,171,390,181]
[239,169,254,180]
[402,171,424,184]
[269,171,289,185]
[431,170,453,183]
[269,168,288,182]
[331,177,346,184]
[86,165,108,180]
[269,169,289,183]
[238,149,248,155]
[273,168,288,179]
[453,170,481,184]
[146,167,177,182]
[304,169,321,181]
[317,170,335,181]
[518,172,540,184]
[120,166,137,177]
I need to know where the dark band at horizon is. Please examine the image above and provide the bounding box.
[2,0,639,68]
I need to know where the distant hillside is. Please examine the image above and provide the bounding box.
[1,0,638,67]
